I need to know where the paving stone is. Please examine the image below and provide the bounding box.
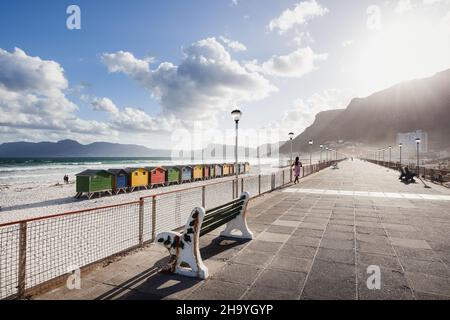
[357,242,396,256]
[320,239,355,251]
[316,247,355,265]
[399,257,450,277]
[323,231,355,241]
[245,240,283,253]
[242,286,299,300]
[187,280,248,300]
[405,272,450,296]
[213,263,261,286]
[390,238,432,250]
[287,235,321,248]
[257,231,291,243]
[269,255,312,273]
[252,269,306,291]
[293,228,323,238]
[279,244,317,259]
[272,219,301,228]
[266,225,296,234]
[231,249,273,267]
[357,252,403,271]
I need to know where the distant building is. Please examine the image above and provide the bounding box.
[397,130,428,153]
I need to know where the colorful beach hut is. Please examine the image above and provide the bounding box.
[223,163,230,176]
[108,169,128,194]
[147,167,167,188]
[180,166,193,183]
[125,168,149,192]
[203,165,210,180]
[166,166,181,185]
[245,162,250,174]
[209,164,215,179]
[193,165,204,181]
[75,170,113,199]
[214,164,222,177]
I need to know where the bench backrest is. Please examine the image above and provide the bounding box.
[200,197,246,237]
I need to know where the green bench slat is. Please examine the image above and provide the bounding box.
[200,211,242,237]
[203,200,244,223]
[201,207,242,229]
[205,198,245,214]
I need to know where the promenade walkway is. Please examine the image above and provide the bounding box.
[37,160,450,300]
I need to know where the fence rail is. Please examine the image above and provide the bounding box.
[363,159,450,186]
[0,162,334,299]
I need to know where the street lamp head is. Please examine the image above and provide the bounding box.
[415,138,421,144]
[288,132,294,140]
[389,146,392,149]
[231,109,242,122]
[399,143,403,148]
[320,144,324,149]
[309,139,313,145]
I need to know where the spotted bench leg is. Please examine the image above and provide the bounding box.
[156,207,209,279]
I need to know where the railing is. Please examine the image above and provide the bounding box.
[363,159,450,186]
[0,162,334,299]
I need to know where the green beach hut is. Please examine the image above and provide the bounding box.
[75,170,113,199]
[166,166,181,185]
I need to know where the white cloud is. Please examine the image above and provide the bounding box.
[102,37,276,121]
[261,47,328,78]
[91,97,119,114]
[268,89,352,133]
[0,48,113,140]
[218,36,247,52]
[268,0,329,34]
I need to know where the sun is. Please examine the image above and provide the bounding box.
[354,12,450,94]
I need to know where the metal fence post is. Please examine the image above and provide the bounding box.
[241,178,244,195]
[202,186,206,207]
[282,170,285,185]
[139,198,144,246]
[232,180,235,200]
[18,222,27,299]
[258,174,261,195]
[151,196,157,242]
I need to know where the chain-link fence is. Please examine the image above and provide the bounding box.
[0,162,334,299]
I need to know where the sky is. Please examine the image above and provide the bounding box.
[0,0,450,149]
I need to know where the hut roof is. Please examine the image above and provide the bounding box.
[124,167,149,173]
[176,165,193,169]
[107,169,127,175]
[76,169,111,177]
[146,166,167,172]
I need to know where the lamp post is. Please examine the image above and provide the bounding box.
[231,109,241,198]
[382,148,385,163]
[389,146,392,167]
[416,138,421,175]
[289,132,294,182]
[309,139,313,165]
[399,143,403,167]
[320,145,323,164]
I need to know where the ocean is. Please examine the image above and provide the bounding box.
[0,157,285,189]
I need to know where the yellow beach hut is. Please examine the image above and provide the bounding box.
[222,163,230,176]
[193,165,204,181]
[125,168,149,192]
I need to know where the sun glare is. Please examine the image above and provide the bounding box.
[355,14,450,94]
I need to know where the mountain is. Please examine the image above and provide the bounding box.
[0,139,171,157]
[280,69,450,153]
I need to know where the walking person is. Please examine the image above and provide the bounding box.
[291,156,302,184]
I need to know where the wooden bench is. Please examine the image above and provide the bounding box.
[156,192,253,279]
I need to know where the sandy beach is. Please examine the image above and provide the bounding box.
[0,173,264,225]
